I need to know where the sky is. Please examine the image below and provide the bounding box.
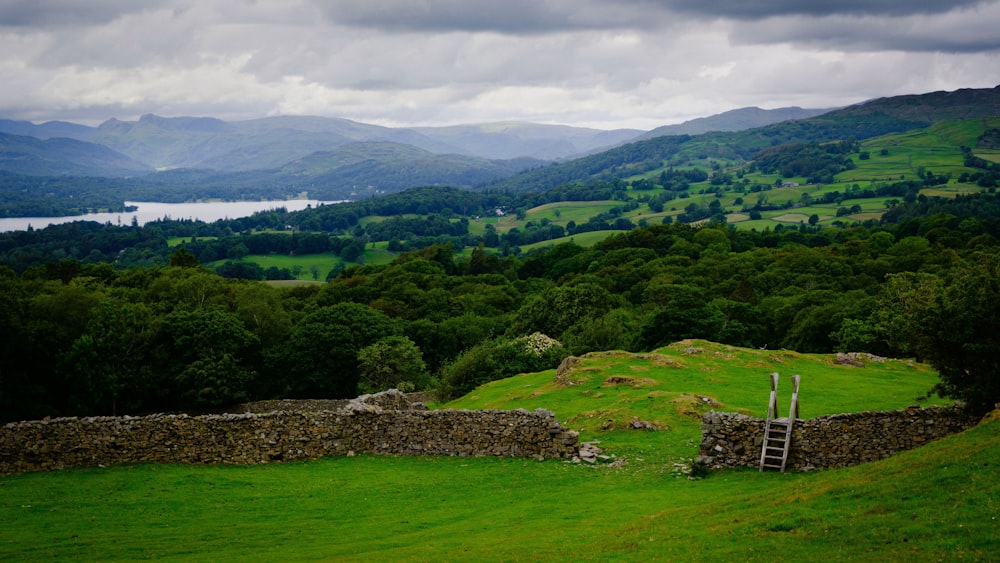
[1,0,999,131]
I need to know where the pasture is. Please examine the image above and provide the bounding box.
[3,341,994,561]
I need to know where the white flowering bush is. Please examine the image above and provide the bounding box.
[519,332,561,357]
[438,333,566,400]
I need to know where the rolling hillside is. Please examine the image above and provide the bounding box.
[635,106,831,140]
[0,132,151,177]
[485,85,1000,194]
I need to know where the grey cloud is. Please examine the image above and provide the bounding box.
[729,5,1000,53]
[316,0,658,33]
[656,0,991,20]
[313,0,994,33]
[0,0,998,130]
[0,0,175,27]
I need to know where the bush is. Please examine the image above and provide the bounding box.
[438,333,566,400]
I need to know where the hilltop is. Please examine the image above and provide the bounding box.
[446,340,951,460]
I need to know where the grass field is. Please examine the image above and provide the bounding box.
[209,244,397,280]
[4,341,994,561]
[518,230,629,253]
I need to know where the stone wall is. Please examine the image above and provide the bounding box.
[698,404,977,471]
[0,391,579,474]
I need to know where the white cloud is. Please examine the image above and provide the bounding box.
[0,0,997,128]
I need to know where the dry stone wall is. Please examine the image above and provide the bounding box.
[698,404,976,471]
[0,391,579,474]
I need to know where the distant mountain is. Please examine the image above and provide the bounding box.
[131,141,544,201]
[411,121,643,160]
[0,119,97,141]
[0,113,642,172]
[636,106,831,140]
[275,141,544,199]
[88,114,440,171]
[83,114,639,170]
[0,132,151,177]
[486,85,1000,194]
[2,84,997,195]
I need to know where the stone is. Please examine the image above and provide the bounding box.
[1,396,581,474]
[698,405,975,472]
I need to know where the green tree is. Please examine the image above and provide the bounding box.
[64,299,155,415]
[272,303,401,399]
[561,309,641,355]
[439,333,565,400]
[639,284,725,349]
[169,248,202,268]
[878,253,1000,414]
[510,283,619,340]
[357,336,429,393]
[156,306,260,410]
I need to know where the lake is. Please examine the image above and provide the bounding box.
[0,200,343,233]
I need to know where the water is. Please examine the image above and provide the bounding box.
[0,200,343,233]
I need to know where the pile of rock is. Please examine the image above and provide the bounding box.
[571,441,614,464]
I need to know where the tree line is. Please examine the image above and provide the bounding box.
[3,206,999,422]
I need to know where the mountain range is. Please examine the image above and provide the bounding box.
[0,105,824,182]
[0,84,998,203]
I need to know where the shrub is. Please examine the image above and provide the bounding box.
[438,333,566,400]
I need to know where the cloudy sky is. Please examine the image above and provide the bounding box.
[1,0,999,130]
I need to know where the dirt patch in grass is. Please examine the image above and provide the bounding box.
[648,354,686,368]
[671,394,722,418]
[604,376,658,388]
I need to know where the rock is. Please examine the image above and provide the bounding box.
[629,417,655,430]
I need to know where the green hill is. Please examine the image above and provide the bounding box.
[445,340,952,461]
[278,141,543,197]
[636,106,831,140]
[1,340,994,560]
[0,132,152,177]
[486,85,1000,194]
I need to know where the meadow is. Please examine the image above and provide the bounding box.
[3,341,995,561]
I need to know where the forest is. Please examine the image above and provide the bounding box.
[3,199,1000,422]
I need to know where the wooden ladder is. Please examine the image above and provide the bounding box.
[759,373,800,472]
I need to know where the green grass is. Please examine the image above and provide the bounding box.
[209,244,397,280]
[4,423,993,561]
[5,341,993,561]
[212,254,341,280]
[166,236,218,247]
[518,230,629,253]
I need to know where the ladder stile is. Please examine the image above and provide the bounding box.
[760,373,800,472]
[759,373,780,472]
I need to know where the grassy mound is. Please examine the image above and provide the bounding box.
[447,339,949,462]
